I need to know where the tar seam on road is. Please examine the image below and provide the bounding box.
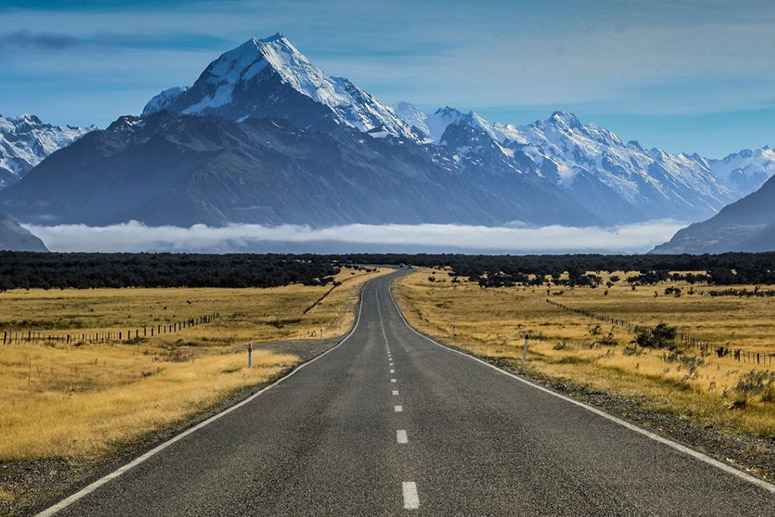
[386,277,775,496]
[35,282,371,517]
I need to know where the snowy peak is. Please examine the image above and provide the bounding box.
[393,105,498,144]
[143,34,413,139]
[708,146,775,197]
[0,114,93,190]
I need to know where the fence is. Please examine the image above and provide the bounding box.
[2,312,220,346]
[545,298,774,366]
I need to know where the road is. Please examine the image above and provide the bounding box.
[43,271,774,516]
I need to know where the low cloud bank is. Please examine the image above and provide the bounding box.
[24,220,684,254]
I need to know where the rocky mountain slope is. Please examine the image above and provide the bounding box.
[0,212,47,251]
[652,174,775,253]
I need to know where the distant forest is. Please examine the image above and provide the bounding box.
[2,252,775,289]
[0,253,341,289]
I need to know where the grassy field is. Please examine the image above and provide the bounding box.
[393,269,775,439]
[0,267,388,462]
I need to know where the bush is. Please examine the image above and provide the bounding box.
[633,322,677,349]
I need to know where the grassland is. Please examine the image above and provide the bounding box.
[0,267,388,463]
[393,269,775,442]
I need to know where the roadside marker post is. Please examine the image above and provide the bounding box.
[522,331,529,362]
[248,343,253,369]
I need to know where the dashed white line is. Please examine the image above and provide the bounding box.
[390,369,395,374]
[386,278,775,496]
[402,481,419,509]
[395,405,403,412]
[392,390,399,396]
[391,378,397,383]
[396,430,408,444]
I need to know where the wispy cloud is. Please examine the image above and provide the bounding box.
[24,220,684,254]
[0,30,80,50]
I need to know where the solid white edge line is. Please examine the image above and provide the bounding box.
[387,277,775,495]
[35,280,374,517]
[402,481,419,510]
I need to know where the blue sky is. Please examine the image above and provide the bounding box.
[1,0,773,158]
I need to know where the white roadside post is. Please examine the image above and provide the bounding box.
[522,331,529,362]
[248,343,253,369]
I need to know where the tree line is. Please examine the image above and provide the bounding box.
[3,251,775,290]
[0,252,341,289]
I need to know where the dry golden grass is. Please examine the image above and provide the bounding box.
[0,267,386,346]
[0,267,389,462]
[393,269,775,438]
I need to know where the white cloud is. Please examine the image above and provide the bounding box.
[24,220,684,254]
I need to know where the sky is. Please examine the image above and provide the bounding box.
[1,0,774,158]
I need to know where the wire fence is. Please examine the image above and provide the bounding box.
[545,298,774,366]
[1,312,220,346]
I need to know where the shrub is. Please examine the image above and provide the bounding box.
[633,322,677,349]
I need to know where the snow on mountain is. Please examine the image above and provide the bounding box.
[143,33,414,139]
[393,104,499,144]
[708,146,775,197]
[392,106,735,223]
[392,102,431,140]
[142,87,189,117]
[0,114,93,190]
[502,112,735,222]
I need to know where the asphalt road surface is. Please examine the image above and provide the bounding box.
[42,271,775,516]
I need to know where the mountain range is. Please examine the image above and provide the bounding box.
[0,114,93,190]
[1,33,773,243]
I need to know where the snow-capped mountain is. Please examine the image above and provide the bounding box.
[707,146,775,197]
[7,33,765,232]
[0,110,600,228]
[0,114,93,190]
[394,105,736,223]
[143,34,414,139]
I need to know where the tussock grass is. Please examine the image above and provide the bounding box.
[0,268,388,462]
[393,269,775,438]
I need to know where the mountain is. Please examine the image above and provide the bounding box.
[0,111,600,227]
[0,212,47,251]
[392,105,736,224]
[0,114,93,190]
[652,174,775,254]
[3,34,760,232]
[707,146,775,197]
[143,33,414,139]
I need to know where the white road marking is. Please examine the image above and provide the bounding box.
[395,405,403,412]
[396,430,408,444]
[386,278,775,496]
[392,390,399,396]
[402,481,419,509]
[33,280,376,517]
[391,378,397,383]
[390,369,395,373]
